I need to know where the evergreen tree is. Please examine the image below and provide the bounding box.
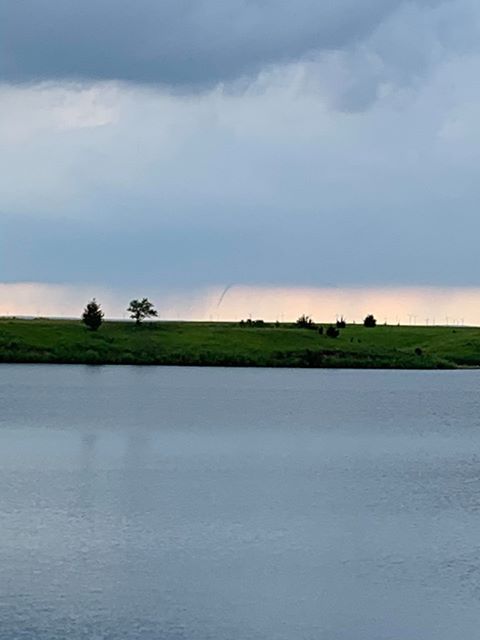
[82,299,104,331]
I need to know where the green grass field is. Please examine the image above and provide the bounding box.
[1,318,480,368]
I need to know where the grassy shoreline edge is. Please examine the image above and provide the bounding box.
[1,318,480,369]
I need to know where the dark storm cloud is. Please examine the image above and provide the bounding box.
[1,0,417,85]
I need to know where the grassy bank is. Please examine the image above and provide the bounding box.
[1,318,480,368]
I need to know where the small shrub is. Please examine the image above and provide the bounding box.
[364,314,377,328]
[326,326,340,338]
[318,326,324,335]
[240,318,266,327]
[415,347,423,356]
[239,318,266,328]
[84,349,101,363]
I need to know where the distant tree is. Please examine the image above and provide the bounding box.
[296,314,316,329]
[239,318,266,328]
[318,326,324,335]
[364,314,377,328]
[336,317,346,329]
[82,299,104,331]
[128,298,158,325]
[326,326,340,338]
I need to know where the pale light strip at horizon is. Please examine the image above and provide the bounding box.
[0,283,479,326]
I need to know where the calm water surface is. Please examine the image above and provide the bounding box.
[1,365,480,639]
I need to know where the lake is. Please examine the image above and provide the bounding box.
[1,364,480,639]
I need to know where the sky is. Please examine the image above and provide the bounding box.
[2,0,480,321]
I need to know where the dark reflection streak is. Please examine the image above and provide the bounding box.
[78,432,98,514]
[122,430,155,514]
[111,430,159,619]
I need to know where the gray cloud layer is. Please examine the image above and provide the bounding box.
[1,0,431,86]
[2,0,480,294]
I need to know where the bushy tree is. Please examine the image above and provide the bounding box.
[82,299,104,331]
[296,314,315,329]
[336,317,346,329]
[128,298,158,325]
[364,314,377,328]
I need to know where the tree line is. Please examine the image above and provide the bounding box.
[294,314,377,329]
[239,314,378,337]
[82,298,378,334]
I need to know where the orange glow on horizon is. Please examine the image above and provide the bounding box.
[0,283,478,326]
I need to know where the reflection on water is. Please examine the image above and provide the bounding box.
[1,365,480,639]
